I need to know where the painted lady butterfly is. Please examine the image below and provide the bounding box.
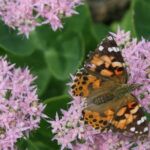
[71,35,149,136]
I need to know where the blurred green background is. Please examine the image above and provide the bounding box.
[0,0,149,149]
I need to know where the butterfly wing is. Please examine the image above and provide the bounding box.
[71,35,127,98]
[70,35,149,136]
[71,69,101,97]
[83,94,149,135]
[85,35,127,83]
[112,95,149,135]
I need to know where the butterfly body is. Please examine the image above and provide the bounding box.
[71,36,149,136]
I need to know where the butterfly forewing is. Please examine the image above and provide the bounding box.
[71,69,101,97]
[71,36,126,97]
[84,35,127,82]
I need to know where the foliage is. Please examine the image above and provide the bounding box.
[0,1,149,149]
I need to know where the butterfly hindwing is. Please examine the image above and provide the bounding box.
[112,96,149,136]
[83,94,149,136]
[82,109,112,131]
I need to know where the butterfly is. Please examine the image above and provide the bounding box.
[70,35,149,136]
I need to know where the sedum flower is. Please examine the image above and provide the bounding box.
[50,97,87,150]
[121,37,150,113]
[111,29,150,112]
[110,27,131,46]
[50,30,150,150]
[0,57,45,149]
[0,0,82,37]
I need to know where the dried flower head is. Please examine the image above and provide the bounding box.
[51,30,150,150]
[0,0,82,37]
[0,57,45,149]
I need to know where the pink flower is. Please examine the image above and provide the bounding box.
[0,57,45,149]
[111,29,150,112]
[122,39,150,112]
[110,27,131,46]
[50,30,150,150]
[0,0,82,37]
[50,97,87,150]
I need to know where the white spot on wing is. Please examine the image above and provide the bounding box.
[112,47,116,52]
[107,46,120,53]
[137,120,142,125]
[137,116,147,125]
[115,47,119,52]
[144,127,148,132]
[107,36,113,40]
[141,116,147,122]
[113,47,120,52]
[135,131,138,134]
[99,46,104,51]
[140,131,142,134]
[130,127,135,132]
[108,48,112,52]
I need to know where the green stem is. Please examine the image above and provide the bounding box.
[43,94,69,104]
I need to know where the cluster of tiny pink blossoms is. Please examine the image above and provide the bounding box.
[50,29,150,150]
[112,28,150,112]
[0,57,45,150]
[0,0,82,37]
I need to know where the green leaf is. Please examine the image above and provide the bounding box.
[64,5,92,33]
[33,25,61,51]
[17,134,51,150]
[44,94,69,105]
[145,112,150,122]
[133,0,150,39]
[64,5,98,51]
[33,68,50,97]
[44,94,70,123]
[0,22,39,56]
[92,23,111,41]
[120,9,133,31]
[44,32,84,80]
[111,6,135,36]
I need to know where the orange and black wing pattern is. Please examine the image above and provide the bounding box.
[71,35,127,98]
[71,69,101,97]
[84,36,127,80]
[70,35,149,136]
[83,94,149,136]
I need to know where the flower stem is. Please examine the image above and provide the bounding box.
[44,94,69,104]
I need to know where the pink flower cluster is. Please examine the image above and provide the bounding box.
[0,0,82,37]
[0,57,45,149]
[50,29,150,150]
[113,28,150,112]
